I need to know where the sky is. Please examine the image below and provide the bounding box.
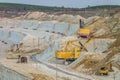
[0,0,120,8]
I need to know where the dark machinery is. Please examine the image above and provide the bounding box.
[17,55,27,63]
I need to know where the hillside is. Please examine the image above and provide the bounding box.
[85,5,120,10]
[0,3,120,11]
[0,3,62,11]
[0,3,120,18]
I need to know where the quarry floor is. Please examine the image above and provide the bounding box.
[0,19,119,80]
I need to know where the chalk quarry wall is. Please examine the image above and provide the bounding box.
[0,64,32,80]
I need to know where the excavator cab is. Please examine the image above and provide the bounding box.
[78,19,90,38]
[99,66,109,75]
[55,47,80,65]
[98,62,113,75]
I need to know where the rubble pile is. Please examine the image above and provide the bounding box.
[72,53,104,74]
[30,73,54,80]
[15,11,86,24]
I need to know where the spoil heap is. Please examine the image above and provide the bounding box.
[30,73,53,80]
[72,53,104,74]
[15,11,86,24]
[70,12,120,74]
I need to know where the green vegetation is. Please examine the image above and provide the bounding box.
[0,3,119,11]
[84,5,120,10]
[0,3,61,11]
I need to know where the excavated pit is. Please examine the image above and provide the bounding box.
[0,19,84,80]
[0,12,120,80]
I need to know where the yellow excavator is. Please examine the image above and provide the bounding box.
[77,19,91,38]
[55,35,107,65]
[98,62,113,75]
[55,39,89,65]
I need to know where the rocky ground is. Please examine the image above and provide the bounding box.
[0,8,120,80]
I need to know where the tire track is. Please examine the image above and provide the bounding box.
[30,55,92,80]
